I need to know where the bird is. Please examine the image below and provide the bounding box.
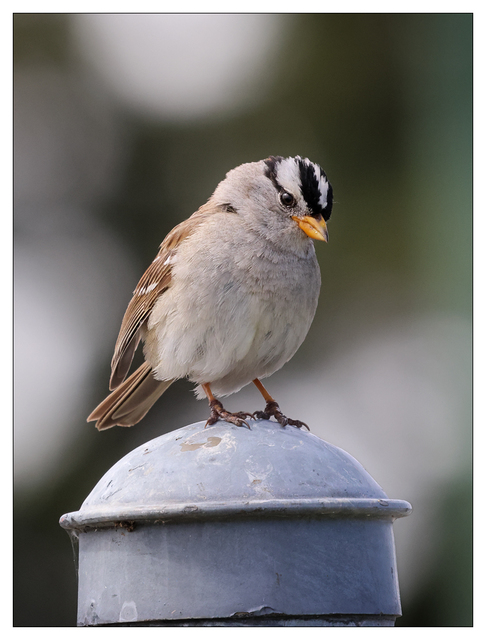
[87,155,333,431]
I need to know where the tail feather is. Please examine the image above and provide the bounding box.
[87,363,173,430]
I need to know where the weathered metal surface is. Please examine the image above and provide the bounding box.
[60,419,411,626]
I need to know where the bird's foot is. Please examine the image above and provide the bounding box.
[205,399,252,429]
[253,400,310,430]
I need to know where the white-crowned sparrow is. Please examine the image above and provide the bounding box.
[88,155,333,431]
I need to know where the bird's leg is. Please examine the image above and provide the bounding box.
[202,383,252,429]
[251,379,310,430]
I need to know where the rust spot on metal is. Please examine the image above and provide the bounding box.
[128,464,145,472]
[183,505,199,513]
[180,436,222,452]
[114,521,136,532]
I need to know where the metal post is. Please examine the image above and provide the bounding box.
[60,419,411,626]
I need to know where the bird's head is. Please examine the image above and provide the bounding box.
[212,155,333,251]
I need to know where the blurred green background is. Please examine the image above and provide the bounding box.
[13,13,472,626]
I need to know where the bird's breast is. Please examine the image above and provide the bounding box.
[145,219,321,385]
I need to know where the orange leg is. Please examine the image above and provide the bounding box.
[201,383,216,403]
[252,378,275,403]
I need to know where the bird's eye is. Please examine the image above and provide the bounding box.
[280,191,296,207]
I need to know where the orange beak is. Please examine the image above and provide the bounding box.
[292,214,329,242]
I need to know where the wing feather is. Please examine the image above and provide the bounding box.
[109,209,210,390]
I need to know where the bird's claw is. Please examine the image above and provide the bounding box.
[205,400,252,429]
[252,401,310,431]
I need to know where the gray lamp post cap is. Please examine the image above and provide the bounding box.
[61,419,411,529]
[60,420,411,626]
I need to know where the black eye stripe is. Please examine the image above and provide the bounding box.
[263,156,284,191]
[323,182,333,222]
[297,158,333,222]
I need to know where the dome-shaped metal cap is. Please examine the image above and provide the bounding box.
[60,420,411,530]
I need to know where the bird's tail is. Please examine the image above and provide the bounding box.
[87,362,173,430]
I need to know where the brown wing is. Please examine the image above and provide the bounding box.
[109,209,209,390]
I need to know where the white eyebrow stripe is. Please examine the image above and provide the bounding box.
[319,177,329,209]
[275,157,301,193]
